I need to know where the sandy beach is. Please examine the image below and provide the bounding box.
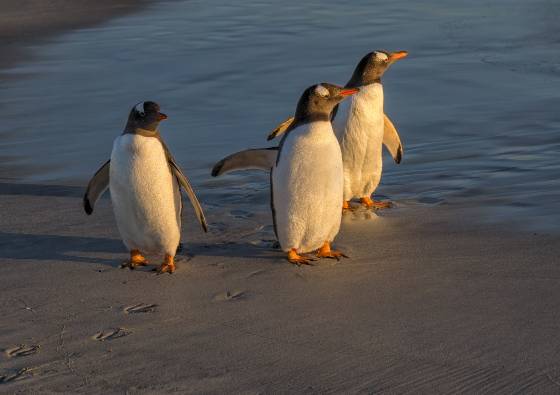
[2,184,560,393]
[2,1,560,393]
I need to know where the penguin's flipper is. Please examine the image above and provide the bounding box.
[83,160,110,215]
[267,116,295,140]
[211,148,278,177]
[160,143,208,233]
[383,114,404,164]
[167,158,208,233]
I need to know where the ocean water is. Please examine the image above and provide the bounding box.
[0,0,559,231]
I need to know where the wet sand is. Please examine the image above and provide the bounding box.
[1,184,560,392]
[0,0,150,70]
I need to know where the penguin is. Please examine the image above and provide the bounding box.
[84,101,208,274]
[213,84,358,265]
[267,50,407,210]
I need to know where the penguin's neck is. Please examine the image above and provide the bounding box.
[345,76,381,89]
[353,82,384,114]
[291,112,331,131]
[123,127,161,138]
[292,120,333,140]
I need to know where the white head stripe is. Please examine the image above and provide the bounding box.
[134,102,145,115]
[314,85,329,97]
[375,52,388,61]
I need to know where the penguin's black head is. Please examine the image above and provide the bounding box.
[294,83,359,124]
[126,101,168,132]
[347,50,408,87]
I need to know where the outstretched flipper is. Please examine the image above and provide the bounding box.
[83,160,110,215]
[162,143,208,233]
[383,114,404,164]
[267,116,295,141]
[211,148,278,177]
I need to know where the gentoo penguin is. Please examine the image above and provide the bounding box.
[267,50,407,210]
[84,101,208,273]
[213,84,358,265]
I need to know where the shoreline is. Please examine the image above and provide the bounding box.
[0,0,151,71]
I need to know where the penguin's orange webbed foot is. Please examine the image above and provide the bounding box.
[156,254,175,274]
[121,249,148,270]
[316,242,349,261]
[287,249,316,266]
[342,200,355,212]
[360,196,393,209]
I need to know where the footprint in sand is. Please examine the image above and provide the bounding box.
[214,290,247,302]
[248,239,278,248]
[92,328,131,341]
[247,269,266,278]
[0,367,33,384]
[123,303,158,314]
[293,272,308,281]
[5,345,39,358]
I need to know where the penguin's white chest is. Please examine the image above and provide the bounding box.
[109,134,181,255]
[333,83,385,199]
[272,121,343,253]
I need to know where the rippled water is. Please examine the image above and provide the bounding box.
[1,0,559,230]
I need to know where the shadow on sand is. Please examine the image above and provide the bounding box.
[187,241,281,262]
[0,232,281,268]
[0,232,124,267]
[0,182,86,198]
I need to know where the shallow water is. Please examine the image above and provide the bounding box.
[1,0,559,231]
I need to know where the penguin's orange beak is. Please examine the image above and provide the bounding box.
[157,112,168,121]
[340,88,359,96]
[388,51,408,62]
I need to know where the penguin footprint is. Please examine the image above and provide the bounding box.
[92,328,131,341]
[5,345,39,358]
[247,269,266,278]
[249,239,277,249]
[214,290,247,302]
[124,303,158,314]
[0,367,33,384]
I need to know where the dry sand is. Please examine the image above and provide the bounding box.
[1,183,560,393]
[2,1,560,393]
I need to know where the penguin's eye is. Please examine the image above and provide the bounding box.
[314,85,330,98]
[375,52,389,63]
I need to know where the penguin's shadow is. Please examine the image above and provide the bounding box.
[0,182,281,265]
[0,232,125,267]
[187,241,281,262]
[0,233,281,268]
[0,182,84,198]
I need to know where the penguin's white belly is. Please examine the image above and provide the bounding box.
[334,83,385,200]
[272,121,343,253]
[109,134,181,255]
